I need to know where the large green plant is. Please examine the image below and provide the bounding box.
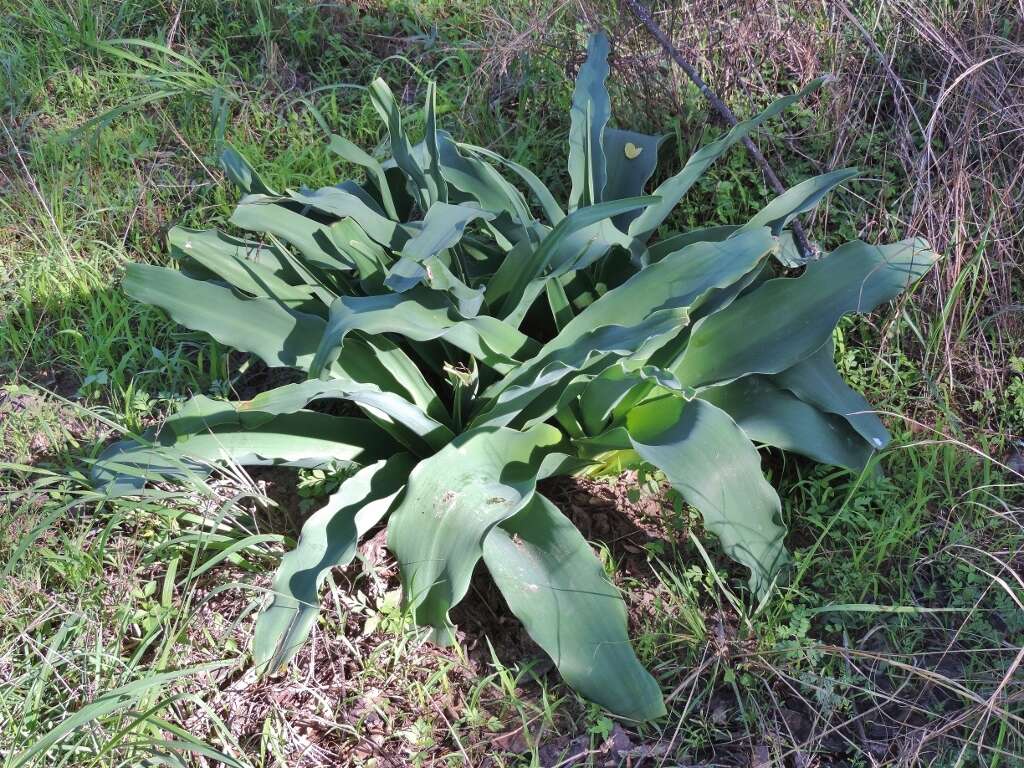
[94,32,935,720]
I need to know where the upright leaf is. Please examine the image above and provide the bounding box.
[568,32,612,210]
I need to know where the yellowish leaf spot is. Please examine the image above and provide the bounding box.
[624,142,643,160]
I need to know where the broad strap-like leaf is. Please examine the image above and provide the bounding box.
[628,77,827,243]
[673,238,937,388]
[648,225,738,263]
[123,265,439,414]
[309,289,539,379]
[482,493,666,721]
[623,396,788,596]
[471,309,688,429]
[253,455,415,672]
[124,263,327,370]
[329,133,400,219]
[92,410,397,495]
[168,226,316,306]
[486,196,659,319]
[289,186,409,251]
[548,227,775,354]
[190,381,453,452]
[423,81,447,205]
[230,197,353,273]
[436,130,534,238]
[568,32,612,210]
[771,338,890,449]
[383,202,494,314]
[602,128,666,229]
[698,376,876,470]
[368,78,435,210]
[220,144,276,195]
[740,167,859,238]
[387,424,563,644]
[457,141,565,226]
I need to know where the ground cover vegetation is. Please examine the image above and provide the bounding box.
[1,0,1021,766]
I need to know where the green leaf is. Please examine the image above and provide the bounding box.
[383,202,494,312]
[568,32,612,210]
[771,338,890,449]
[329,133,399,219]
[698,377,875,470]
[369,78,435,210]
[92,411,396,495]
[387,424,562,643]
[648,225,738,263]
[625,397,787,595]
[628,77,827,242]
[220,144,276,195]
[290,186,409,250]
[458,141,565,225]
[549,227,775,353]
[673,238,937,388]
[124,264,327,370]
[186,382,450,454]
[472,309,688,429]
[436,130,533,237]
[309,290,539,379]
[602,128,666,228]
[482,493,665,721]
[168,226,316,305]
[230,197,352,273]
[253,455,414,672]
[487,196,659,319]
[423,80,448,205]
[740,168,859,237]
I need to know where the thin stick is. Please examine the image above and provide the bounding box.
[622,0,815,260]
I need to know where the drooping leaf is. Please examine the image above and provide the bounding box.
[387,424,563,643]
[548,227,775,353]
[483,493,665,721]
[253,454,415,672]
[673,238,937,388]
[568,31,611,210]
[625,397,788,595]
[698,377,876,470]
[123,264,327,370]
[771,338,890,450]
[197,380,453,452]
[328,133,399,219]
[92,411,397,495]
